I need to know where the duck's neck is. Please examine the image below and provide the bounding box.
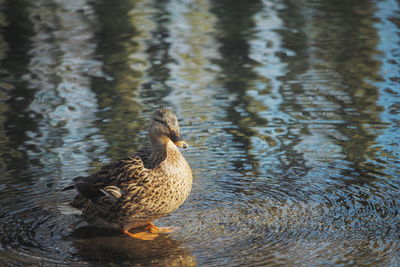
[149,137,182,166]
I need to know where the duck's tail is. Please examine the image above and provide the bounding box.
[61,185,75,192]
[57,202,83,216]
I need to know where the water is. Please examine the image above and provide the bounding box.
[0,0,399,266]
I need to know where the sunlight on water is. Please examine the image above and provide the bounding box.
[26,0,108,184]
[0,0,399,266]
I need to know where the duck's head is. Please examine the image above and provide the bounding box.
[149,107,189,149]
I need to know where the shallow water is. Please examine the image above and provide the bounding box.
[0,0,399,266]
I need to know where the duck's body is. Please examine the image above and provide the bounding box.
[63,108,192,240]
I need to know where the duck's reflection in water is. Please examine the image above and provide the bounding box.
[68,226,197,266]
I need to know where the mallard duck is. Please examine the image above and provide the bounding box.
[62,107,192,240]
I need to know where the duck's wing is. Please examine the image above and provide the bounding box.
[63,151,151,206]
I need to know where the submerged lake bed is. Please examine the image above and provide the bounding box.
[0,0,399,266]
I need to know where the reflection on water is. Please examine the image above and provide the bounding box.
[0,0,399,266]
[26,0,107,183]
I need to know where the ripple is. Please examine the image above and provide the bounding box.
[1,0,400,265]
[154,166,400,265]
[0,206,196,266]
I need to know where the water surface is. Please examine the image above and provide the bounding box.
[0,0,399,266]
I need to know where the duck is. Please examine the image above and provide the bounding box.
[62,107,192,240]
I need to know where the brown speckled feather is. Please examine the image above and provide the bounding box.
[63,108,192,231]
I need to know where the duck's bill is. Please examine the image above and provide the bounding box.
[171,132,189,149]
[174,140,189,149]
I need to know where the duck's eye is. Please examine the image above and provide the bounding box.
[170,131,177,139]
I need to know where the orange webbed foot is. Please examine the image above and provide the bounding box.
[145,222,179,234]
[123,230,159,240]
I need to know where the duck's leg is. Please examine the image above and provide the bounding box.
[122,229,159,240]
[145,222,178,233]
